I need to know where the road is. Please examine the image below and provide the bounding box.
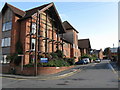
[2,60,118,88]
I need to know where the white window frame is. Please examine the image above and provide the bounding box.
[32,23,36,34]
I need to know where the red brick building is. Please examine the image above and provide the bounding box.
[0,3,80,64]
[92,49,103,59]
[62,21,80,61]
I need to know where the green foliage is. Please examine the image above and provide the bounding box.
[6,55,13,63]
[16,41,23,54]
[103,47,111,55]
[50,52,58,59]
[13,53,21,66]
[38,59,70,67]
[91,57,97,61]
[7,41,23,66]
[23,63,34,67]
[81,54,90,59]
[79,54,97,61]
[64,58,75,65]
[38,55,44,58]
[55,50,64,58]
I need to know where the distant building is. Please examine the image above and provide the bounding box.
[110,47,118,56]
[92,49,103,59]
[78,39,91,56]
[110,47,118,61]
[62,21,80,61]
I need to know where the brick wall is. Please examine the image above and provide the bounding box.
[2,65,74,75]
[10,14,20,54]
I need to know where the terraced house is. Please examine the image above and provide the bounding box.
[0,2,80,65]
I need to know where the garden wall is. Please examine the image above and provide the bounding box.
[2,65,74,76]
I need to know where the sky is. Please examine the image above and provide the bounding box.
[0,2,118,50]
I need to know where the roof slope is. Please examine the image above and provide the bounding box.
[1,2,65,33]
[78,39,91,49]
[63,21,79,33]
[1,3,25,17]
[21,3,51,20]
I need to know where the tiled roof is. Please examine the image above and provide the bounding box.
[21,3,51,20]
[1,2,65,33]
[63,21,79,33]
[78,39,91,49]
[1,3,25,17]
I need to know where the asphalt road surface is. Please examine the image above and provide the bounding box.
[2,60,118,88]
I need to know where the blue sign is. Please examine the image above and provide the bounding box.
[40,58,48,63]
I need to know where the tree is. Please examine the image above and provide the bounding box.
[103,47,112,59]
[7,41,23,66]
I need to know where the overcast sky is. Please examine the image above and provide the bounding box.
[0,2,118,50]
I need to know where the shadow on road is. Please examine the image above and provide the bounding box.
[85,63,112,70]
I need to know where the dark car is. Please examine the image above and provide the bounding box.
[75,60,87,65]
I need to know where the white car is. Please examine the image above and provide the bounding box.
[82,58,90,64]
[95,59,101,63]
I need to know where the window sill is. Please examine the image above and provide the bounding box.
[2,46,11,48]
[2,29,12,32]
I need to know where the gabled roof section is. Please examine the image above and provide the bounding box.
[21,3,51,20]
[1,2,65,33]
[78,39,91,49]
[63,21,79,33]
[1,3,25,17]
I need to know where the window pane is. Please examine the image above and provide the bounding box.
[8,38,11,46]
[32,23,36,34]
[2,24,5,31]
[4,38,7,46]
[1,39,4,47]
[6,22,12,30]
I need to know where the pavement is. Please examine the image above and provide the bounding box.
[0,64,87,80]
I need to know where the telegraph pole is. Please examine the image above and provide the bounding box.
[34,11,39,76]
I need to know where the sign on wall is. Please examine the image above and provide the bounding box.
[40,58,48,63]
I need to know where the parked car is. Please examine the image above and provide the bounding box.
[75,60,87,65]
[82,58,90,64]
[95,58,101,63]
